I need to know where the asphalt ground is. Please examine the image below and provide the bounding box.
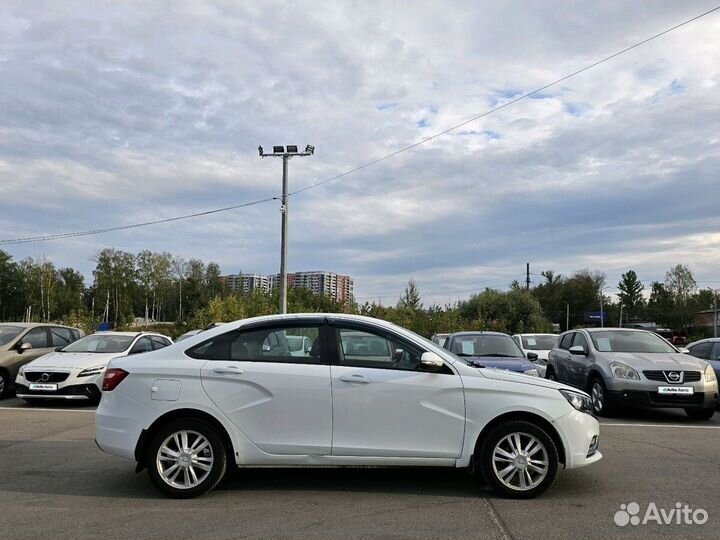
[0,397,718,540]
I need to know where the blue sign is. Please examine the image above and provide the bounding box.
[584,311,609,322]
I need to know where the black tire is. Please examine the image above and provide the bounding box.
[684,407,715,420]
[545,368,557,381]
[146,418,227,499]
[478,420,559,499]
[0,370,10,399]
[589,377,613,416]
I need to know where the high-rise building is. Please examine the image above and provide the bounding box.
[221,270,353,303]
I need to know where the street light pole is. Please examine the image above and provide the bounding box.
[259,144,314,314]
[565,302,570,332]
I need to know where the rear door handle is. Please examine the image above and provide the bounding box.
[339,373,371,384]
[212,366,245,375]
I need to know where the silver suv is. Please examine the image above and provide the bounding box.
[547,328,718,419]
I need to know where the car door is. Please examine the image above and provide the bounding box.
[196,322,332,455]
[7,327,55,378]
[553,332,574,383]
[568,332,591,388]
[328,322,465,458]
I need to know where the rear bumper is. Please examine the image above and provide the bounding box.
[95,389,158,460]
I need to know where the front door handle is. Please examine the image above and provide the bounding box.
[212,366,245,375]
[339,373,371,384]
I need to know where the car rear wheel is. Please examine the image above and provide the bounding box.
[590,378,613,416]
[478,420,559,499]
[146,418,227,499]
[684,407,715,420]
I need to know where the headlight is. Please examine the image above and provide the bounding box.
[559,389,593,414]
[78,365,107,377]
[523,368,539,377]
[705,363,717,383]
[610,361,640,380]
[18,365,26,377]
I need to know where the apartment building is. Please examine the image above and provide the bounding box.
[222,270,353,303]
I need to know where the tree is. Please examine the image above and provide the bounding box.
[617,270,644,316]
[664,264,697,329]
[397,279,422,310]
[93,249,136,327]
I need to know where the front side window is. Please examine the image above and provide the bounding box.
[188,325,323,364]
[711,343,720,361]
[689,342,712,360]
[590,331,676,353]
[23,328,49,348]
[130,337,153,354]
[336,327,425,371]
[572,332,589,353]
[559,333,574,350]
[151,336,171,350]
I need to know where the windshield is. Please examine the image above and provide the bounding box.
[521,335,558,350]
[0,326,23,346]
[61,334,135,353]
[590,331,677,353]
[449,334,523,358]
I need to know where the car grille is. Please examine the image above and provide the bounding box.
[24,372,70,383]
[643,370,702,383]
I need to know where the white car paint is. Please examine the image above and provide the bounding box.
[16,331,172,401]
[96,314,601,497]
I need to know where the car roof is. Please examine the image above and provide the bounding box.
[688,338,720,347]
[516,333,557,336]
[0,322,75,329]
[87,331,170,338]
[574,327,650,333]
[448,331,508,337]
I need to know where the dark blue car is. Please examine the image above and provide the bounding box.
[443,331,540,376]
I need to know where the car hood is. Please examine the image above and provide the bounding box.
[599,352,708,371]
[463,356,535,372]
[479,367,581,392]
[24,351,125,370]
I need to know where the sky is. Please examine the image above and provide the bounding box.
[1,0,719,306]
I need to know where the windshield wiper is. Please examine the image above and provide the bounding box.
[465,359,486,368]
[474,354,518,358]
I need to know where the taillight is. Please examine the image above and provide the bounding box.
[102,368,129,391]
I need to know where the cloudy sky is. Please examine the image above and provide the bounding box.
[1,0,719,305]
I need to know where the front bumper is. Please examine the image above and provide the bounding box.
[605,378,718,410]
[552,409,602,470]
[15,382,101,401]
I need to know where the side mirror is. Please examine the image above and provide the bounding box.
[678,347,690,354]
[18,342,32,353]
[420,352,444,371]
[527,352,539,361]
[569,345,586,356]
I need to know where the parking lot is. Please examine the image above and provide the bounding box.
[0,399,717,540]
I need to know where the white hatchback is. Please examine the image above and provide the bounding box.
[16,331,173,403]
[96,314,601,499]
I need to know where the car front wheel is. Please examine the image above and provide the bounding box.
[479,420,559,499]
[0,370,10,398]
[590,378,613,416]
[146,418,228,499]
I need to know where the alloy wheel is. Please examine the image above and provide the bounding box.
[491,432,549,491]
[591,382,604,414]
[156,430,214,489]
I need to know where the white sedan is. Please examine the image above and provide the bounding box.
[96,314,601,499]
[16,331,172,403]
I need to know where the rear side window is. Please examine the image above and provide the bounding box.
[187,325,324,365]
[711,343,720,361]
[130,337,153,355]
[559,333,574,350]
[50,327,74,347]
[151,336,171,350]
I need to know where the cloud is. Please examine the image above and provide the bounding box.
[1,0,719,305]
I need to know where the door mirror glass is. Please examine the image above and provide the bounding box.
[420,352,444,371]
[18,342,32,353]
[569,345,586,356]
[527,352,539,361]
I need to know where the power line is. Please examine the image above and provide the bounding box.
[289,5,720,195]
[1,5,718,246]
[0,197,275,245]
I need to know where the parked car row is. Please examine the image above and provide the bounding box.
[0,322,172,403]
